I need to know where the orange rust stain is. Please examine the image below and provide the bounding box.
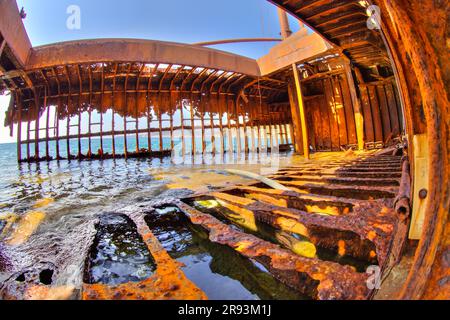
[305,205,340,216]
[287,180,326,187]
[369,250,377,259]
[342,207,351,215]
[367,231,377,241]
[338,240,346,257]
[82,271,206,301]
[379,207,390,216]
[273,209,299,220]
[374,223,394,233]
[238,186,285,196]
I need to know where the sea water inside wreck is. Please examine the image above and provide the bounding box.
[0,136,318,300]
[144,206,305,300]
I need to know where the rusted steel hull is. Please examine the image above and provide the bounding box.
[164,151,407,299]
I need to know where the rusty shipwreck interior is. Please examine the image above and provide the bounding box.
[0,0,448,300]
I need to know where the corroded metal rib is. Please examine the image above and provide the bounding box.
[270,175,400,187]
[175,200,371,300]
[260,181,398,200]
[203,191,396,265]
[220,185,357,215]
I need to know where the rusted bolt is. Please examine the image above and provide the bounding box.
[419,189,428,199]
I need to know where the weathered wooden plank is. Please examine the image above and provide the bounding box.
[367,86,384,143]
[191,83,200,153]
[55,98,60,159]
[343,62,364,150]
[308,98,323,150]
[44,89,50,159]
[339,75,357,146]
[376,85,392,142]
[33,89,40,160]
[292,64,310,158]
[384,83,400,137]
[331,76,349,146]
[26,116,30,160]
[323,78,340,150]
[218,96,225,154]
[287,82,303,153]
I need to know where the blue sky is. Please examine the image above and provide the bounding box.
[16,0,301,58]
[1,0,303,144]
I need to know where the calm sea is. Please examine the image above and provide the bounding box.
[1,135,282,217]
